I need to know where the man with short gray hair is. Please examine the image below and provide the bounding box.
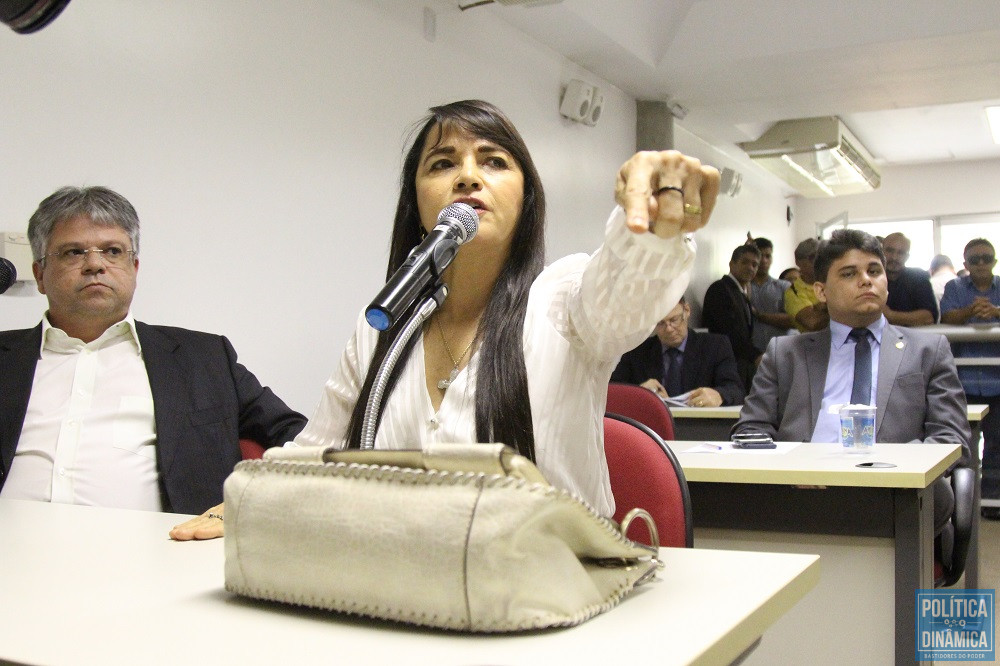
[0,186,306,521]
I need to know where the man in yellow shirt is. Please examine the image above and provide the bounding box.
[784,237,829,332]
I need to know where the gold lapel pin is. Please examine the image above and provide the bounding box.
[896,341,904,349]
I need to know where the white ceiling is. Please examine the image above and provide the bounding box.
[452,0,1000,167]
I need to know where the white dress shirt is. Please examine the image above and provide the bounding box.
[294,207,695,517]
[0,313,161,510]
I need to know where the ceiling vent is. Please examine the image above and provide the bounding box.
[738,117,881,198]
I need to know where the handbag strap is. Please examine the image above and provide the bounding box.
[263,442,549,485]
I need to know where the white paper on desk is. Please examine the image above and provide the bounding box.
[660,391,693,408]
[686,442,729,453]
[685,441,802,454]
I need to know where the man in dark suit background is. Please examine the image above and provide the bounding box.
[701,243,763,392]
[611,296,745,407]
[734,228,969,533]
[0,186,306,524]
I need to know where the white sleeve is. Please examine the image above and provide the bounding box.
[540,206,696,363]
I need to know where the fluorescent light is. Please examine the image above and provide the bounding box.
[987,106,1000,144]
[781,155,836,197]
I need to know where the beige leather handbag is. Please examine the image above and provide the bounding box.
[223,443,661,632]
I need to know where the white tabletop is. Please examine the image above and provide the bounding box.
[915,323,1000,342]
[674,440,960,489]
[669,405,743,419]
[669,404,988,422]
[0,499,819,666]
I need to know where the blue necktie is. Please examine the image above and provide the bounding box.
[664,347,683,397]
[849,328,872,405]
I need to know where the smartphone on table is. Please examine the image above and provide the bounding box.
[730,432,777,449]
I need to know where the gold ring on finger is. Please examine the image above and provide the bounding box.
[683,203,702,216]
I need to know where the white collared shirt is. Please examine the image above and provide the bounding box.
[0,313,161,510]
[293,207,695,517]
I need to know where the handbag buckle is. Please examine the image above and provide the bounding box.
[619,507,660,553]
[618,508,663,585]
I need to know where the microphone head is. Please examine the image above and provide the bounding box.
[437,203,478,243]
[0,257,16,295]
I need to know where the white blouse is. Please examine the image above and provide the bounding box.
[294,207,695,516]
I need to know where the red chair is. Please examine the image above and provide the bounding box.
[239,438,266,460]
[604,413,692,548]
[606,382,675,441]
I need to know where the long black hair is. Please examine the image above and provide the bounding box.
[344,100,546,460]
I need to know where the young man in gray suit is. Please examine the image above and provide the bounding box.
[0,187,306,522]
[733,228,970,533]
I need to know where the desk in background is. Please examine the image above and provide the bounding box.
[0,499,818,666]
[671,403,987,609]
[917,322,1000,343]
[920,324,1000,513]
[670,403,988,447]
[670,404,741,441]
[675,440,960,666]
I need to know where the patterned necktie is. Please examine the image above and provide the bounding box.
[848,328,872,405]
[664,347,683,397]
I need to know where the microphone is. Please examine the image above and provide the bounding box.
[0,257,16,295]
[365,203,478,331]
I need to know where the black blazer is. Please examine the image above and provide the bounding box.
[610,329,746,406]
[0,322,306,514]
[701,276,760,391]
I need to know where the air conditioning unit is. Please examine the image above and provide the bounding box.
[459,0,562,8]
[738,117,881,198]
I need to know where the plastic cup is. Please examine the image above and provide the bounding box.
[840,405,875,453]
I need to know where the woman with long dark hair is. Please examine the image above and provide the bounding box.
[171,99,717,539]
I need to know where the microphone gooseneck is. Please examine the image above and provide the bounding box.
[364,202,479,331]
[0,257,16,295]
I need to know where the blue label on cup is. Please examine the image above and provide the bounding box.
[840,407,876,452]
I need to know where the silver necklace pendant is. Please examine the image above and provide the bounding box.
[437,367,459,391]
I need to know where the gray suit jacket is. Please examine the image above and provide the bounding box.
[733,324,970,460]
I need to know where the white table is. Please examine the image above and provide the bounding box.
[671,404,987,601]
[669,404,740,442]
[917,322,1000,343]
[675,440,960,666]
[670,403,988,445]
[0,499,819,666]
[922,322,1000,514]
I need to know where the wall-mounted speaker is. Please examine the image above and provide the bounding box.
[559,79,594,123]
[720,167,743,197]
[583,91,603,126]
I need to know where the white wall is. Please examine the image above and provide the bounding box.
[671,126,793,324]
[0,0,792,411]
[793,158,1000,233]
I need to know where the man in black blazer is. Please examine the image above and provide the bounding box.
[0,186,305,519]
[611,296,745,407]
[701,243,763,392]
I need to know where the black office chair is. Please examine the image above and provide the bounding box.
[936,465,976,587]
